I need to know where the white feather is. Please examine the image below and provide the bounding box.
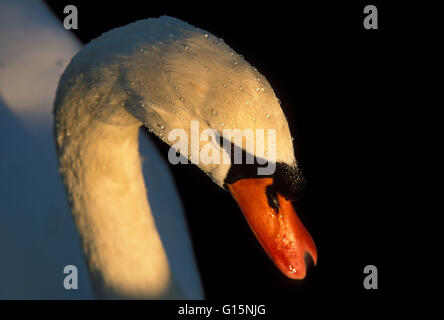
[54,16,297,298]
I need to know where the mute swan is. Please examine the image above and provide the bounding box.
[54,16,317,299]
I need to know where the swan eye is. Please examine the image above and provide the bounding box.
[266,185,280,213]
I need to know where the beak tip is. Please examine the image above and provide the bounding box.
[308,246,318,266]
[281,249,317,280]
[304,250,317,269]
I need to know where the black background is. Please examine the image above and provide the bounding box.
[41,0,398,309]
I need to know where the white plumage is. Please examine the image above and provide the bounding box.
[54,16,299,298]
[55,16,296,188]
[0,2,202,299]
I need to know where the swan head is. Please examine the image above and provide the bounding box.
[56,16,317,280]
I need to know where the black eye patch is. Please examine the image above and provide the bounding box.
[220,136,306,200]
[273,162,306,201]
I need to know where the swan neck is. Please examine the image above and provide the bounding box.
[56,115,181,299]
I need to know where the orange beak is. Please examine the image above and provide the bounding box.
[227,177,317,279]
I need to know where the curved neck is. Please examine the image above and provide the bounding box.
[57,113,181,299]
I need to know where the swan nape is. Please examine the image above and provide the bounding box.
[54,15,316,298]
